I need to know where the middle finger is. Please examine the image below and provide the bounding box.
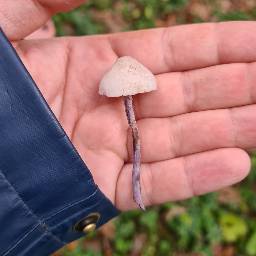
[134,62,256,119]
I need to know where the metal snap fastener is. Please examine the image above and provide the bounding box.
[83,223,96,234]
[72,213,100,233]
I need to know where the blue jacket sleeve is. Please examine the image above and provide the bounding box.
[0,28,120,256]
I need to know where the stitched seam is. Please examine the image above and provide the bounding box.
[3,224,65,256]
[3,185,99,255]
[0,171,65,245]
[42,187,99,222]
[3,224,39,256]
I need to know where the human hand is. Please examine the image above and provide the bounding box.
[1,0,254,211]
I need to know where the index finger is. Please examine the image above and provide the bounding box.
[0,0,85,41]
[110,21,256,74]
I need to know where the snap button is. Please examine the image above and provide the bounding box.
[72,213,100,234]
[83,223,96,234]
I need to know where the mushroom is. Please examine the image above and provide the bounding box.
[99,56,157,211]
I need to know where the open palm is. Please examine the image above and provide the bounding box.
[3,0,255,212]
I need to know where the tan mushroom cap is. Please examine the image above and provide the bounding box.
[99,56,157,97]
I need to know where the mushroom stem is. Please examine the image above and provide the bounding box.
[123,95,145,211]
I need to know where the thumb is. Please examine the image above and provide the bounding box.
[0,0,86,41]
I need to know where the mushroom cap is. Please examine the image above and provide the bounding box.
[99,56,157,97]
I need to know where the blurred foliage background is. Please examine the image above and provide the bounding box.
[51,0,256,255]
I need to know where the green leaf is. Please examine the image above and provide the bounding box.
[132,8,141,19]
[181,213,193,226]
[246,232,256,255]
[115,238,131,253]
[144,6,154,19]
[217,11,251,22]
[219,214,248,242]
[139,210,158,231]
[159,240,170,252]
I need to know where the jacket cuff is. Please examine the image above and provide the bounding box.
[0,28,120,256]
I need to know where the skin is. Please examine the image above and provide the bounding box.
[0,0,255,212]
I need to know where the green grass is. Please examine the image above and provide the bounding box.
[53,0,256,36]
[52,1,256,255]
[53,0,192,35]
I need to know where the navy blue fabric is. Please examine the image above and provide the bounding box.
[0,28,120,256]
